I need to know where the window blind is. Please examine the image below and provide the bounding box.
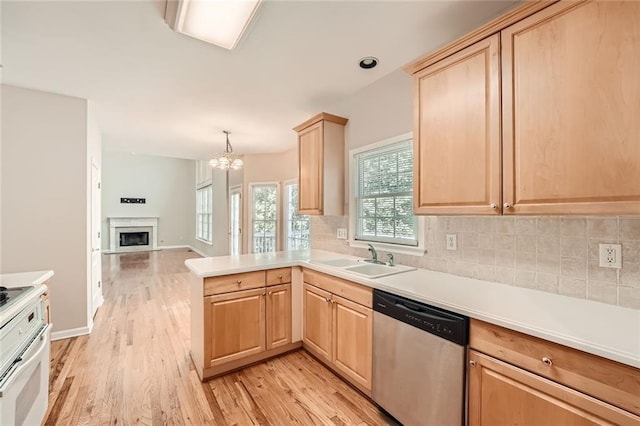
[355,140,417,246]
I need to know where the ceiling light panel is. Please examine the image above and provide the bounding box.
[167,0,262,50]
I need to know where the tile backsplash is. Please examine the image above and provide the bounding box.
[310,215,640,309]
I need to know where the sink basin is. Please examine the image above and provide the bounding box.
[344,263,416,278]
[315,258,362,268]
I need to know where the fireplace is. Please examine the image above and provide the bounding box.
[108,217,158,252]
[120,231,149,247]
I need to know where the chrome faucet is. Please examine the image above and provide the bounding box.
[365,244,385,265]
[387,253,395,267]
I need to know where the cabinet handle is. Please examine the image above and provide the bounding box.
[278,275,283,280]
[469,360,477,367]
[542,357,553,367]
[268,291,273,296]
[490,203,497,210]
[504,203,512,210]
[236,280,242,285]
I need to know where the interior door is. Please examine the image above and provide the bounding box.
[91,161,103,317]
[229,186,242,255]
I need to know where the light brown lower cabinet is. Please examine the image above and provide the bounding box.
[266,283,292,350]
[303,283,333,362]
[468,350,640,426]
[205,287,266,367]
[302,280,373,394]
[193,268,296,380]
[468,319,640,425]
[332,294,372,391]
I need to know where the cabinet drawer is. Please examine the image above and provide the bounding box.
[266,268,291,286]
[204,271,265,296]
[302,269,372,308]
[470,319,640,416]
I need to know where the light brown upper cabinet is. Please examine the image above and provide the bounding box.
[413,35,501,215]
[293,113,348,215]
[408,1,640,215]
[502,1,640,214]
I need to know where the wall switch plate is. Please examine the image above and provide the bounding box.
[599,243,622,269]
[336,228,348,240]
[446,234,457,251]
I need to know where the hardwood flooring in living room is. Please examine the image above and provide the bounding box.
[44,248,393,425]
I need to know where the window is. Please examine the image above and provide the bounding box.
[196,184,212,243]
[285,183,310,250]
[251,184,278,253]
[353,137,418,247]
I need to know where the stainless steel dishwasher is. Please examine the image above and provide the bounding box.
[372,289,468,426]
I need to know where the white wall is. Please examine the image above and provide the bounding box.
[190,161,230,257]
[1,84,91,333]
[242,149,297,253]
[101,151,194,250]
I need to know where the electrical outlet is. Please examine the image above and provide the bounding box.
[336,228,348,240]
[599,243,622,269]
[446,234,457,251]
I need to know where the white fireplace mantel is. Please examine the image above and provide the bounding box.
[108,217,158,252]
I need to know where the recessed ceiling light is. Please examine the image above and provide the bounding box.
[359,57,378,69]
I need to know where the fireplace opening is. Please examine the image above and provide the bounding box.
[120,231,149,247]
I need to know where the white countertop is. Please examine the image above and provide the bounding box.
[0,270,52,325]
[186,250,640,369]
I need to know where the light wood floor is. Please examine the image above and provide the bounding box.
[45,248,393,425]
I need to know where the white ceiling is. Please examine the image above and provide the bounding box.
[2,0,517,160]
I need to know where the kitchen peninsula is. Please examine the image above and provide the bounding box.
[186,249,640,424]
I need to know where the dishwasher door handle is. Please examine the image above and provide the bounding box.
[395,301,455,322]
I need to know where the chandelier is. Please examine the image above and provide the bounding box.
[209,130,243,171]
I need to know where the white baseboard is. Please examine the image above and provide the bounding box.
[158,244,190,250]
[51,323,93,341]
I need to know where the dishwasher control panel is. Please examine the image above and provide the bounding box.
[373,289,468,346]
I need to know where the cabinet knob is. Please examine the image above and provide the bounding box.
[542,357,553,366]
[490,203,497,210]
[268,291,273,296]
[236,280,242,285]
[278,275,283,280]
[324,297,331,303]
[469,360,477,367]
[504,203,512,210]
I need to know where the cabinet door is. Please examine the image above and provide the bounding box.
[332,295,373,392]
[468,350,640,426]
[502,2,640,214]
[204,288,266,367]
[266,283,292,350]
[413,34,501,215]
[302,283,332,362]
[298,121,323,214]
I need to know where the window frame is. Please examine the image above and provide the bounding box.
[248,182,280,254]
[348,132,426,256]
[283,180,311,251]
[195,183,213,244]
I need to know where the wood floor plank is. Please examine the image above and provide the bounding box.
[44,248,393,425]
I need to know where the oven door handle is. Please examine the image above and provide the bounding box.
[0,323,52,397]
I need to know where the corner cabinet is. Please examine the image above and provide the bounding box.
[293,113,348,216]
[409,1,640,215]
[468,320,640,425]
[302,270,373,395]
[192,268,297,380]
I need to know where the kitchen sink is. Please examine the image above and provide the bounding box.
[312,258,416,278]
[315,258,362,268]
[344,263,416,278]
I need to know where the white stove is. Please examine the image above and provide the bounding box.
[0,272,53,426]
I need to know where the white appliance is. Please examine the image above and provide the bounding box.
[0,285,51,426]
